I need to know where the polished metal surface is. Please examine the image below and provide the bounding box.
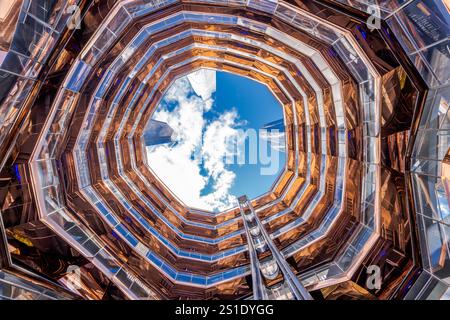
[0,0,448,300]
[239,195,312,300]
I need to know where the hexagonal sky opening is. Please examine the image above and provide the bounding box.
[142,69,286,212]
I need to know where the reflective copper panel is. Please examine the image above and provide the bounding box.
[0,0,449,300]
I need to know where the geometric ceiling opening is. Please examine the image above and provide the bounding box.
[0,0,449,301]
[143,69,286,212]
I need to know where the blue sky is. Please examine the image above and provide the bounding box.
[145,69,286,211]
[213,72,286,199]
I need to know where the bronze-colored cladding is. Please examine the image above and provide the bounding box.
[320,280,376,300]
[0,0,23,51]
[64,20,344,242]
[59,20,348,296]
[55,3,359,295]
[0,0,427,300]
[381,67,419,136]
[350,167,415,299]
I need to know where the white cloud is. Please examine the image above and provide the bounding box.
[187,69,216,111]
[146,70,240,212]
[200,110,242,210]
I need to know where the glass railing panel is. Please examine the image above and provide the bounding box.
[421,214,450,276]
[247,0,278,14]
[93,249,121,275]
[66,225,90,244]
[124,0,177,17]
[47,209,76,230]
[386,0,449,86]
